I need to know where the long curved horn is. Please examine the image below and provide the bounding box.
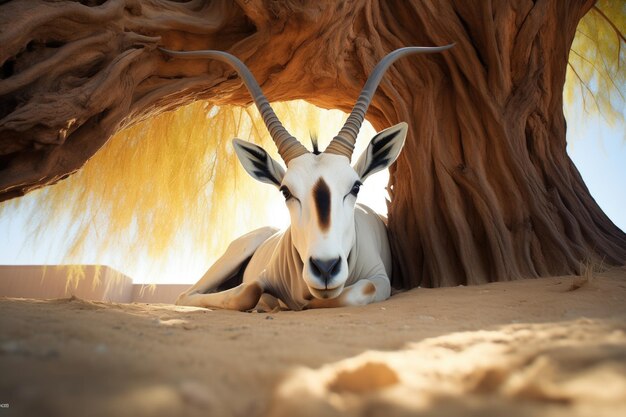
[325,44,455,159]
[158,48,309,164]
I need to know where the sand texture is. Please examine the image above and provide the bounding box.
[1,267,625,417]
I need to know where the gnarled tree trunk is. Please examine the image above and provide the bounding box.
[1,0,624,287]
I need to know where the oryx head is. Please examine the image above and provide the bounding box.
[160,45,452,299]
[233,123,407,299]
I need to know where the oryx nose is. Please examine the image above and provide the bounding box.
[309,257,342,284]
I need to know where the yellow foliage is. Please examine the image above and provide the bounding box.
[565,1,625,131]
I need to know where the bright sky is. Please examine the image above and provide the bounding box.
[0,104,624,284]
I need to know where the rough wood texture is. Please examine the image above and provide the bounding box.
[1,0,624,287]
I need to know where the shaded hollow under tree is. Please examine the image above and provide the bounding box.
[0,0,624,287]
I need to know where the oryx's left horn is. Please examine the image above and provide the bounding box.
[325,44,455,160]
[158,48,309,164]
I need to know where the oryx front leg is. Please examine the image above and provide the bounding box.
[307,275,391,309]
[176,281,264,311]
[181,227,276,296]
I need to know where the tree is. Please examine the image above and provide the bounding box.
[0,0,624,287]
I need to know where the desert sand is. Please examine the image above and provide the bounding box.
[1,267,625,417]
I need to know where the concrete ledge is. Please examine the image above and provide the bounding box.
[131,284,189,304]
[0,265,191,304]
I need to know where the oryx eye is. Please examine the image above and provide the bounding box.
[279,186,292,200]
[350,182,362,196]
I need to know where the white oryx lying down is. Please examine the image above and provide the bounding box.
[160,44,452,311]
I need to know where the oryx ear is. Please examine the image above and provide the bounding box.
[233,139,285,187]
[353,122,408,181]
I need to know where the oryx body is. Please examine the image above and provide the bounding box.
[160,44,452,311]
[176,203,391,311]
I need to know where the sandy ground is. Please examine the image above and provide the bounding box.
[1,268,625,417]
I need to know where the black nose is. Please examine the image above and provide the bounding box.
[309,257,342,286]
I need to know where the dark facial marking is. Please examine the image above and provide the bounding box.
[313,178,331,231]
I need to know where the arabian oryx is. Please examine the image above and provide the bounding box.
[159,44,452,311]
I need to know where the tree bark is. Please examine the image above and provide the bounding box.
[1,0,624,286]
